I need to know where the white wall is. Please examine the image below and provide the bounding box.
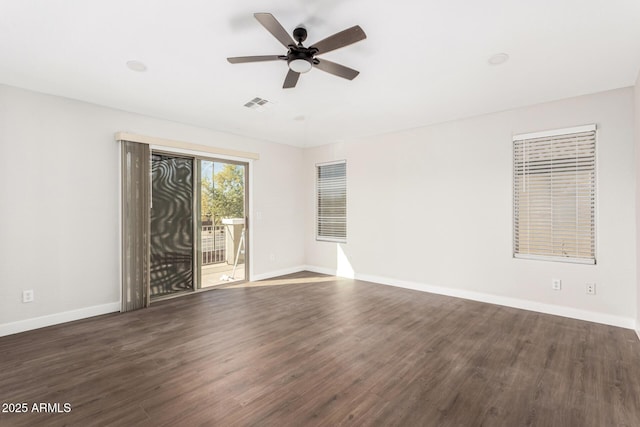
[304,87,637,328]
[0,84,305,333]
[635,72,640,336]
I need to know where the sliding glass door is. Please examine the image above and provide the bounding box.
[148,152,248,300]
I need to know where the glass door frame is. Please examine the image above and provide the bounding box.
[148,147,250,301]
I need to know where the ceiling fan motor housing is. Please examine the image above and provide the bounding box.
[293,26,307,43]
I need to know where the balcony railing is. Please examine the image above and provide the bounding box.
[202,223,226,265]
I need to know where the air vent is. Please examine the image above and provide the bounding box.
[244,97,273,112]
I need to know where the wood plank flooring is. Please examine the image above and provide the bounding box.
[1,271,640,426]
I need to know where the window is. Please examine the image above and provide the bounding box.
[316,161,347,242]
[513,125,596,264]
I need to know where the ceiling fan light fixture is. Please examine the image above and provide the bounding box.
[288,58,312,73]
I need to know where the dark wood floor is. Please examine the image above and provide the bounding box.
[2,272,640,426]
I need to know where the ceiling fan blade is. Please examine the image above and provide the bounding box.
[227,55,283,64]
[254,13,296,48]
[314,59,360,80]
[283,69,300,88]
[310,25,366,55]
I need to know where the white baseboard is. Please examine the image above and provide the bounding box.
[303,264,340,276]
[251,265,306,282]
[0,302,121,337]
[304,265,636,330]
[636,329,640,341]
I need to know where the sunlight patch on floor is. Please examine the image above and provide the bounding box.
[218,275,337,289]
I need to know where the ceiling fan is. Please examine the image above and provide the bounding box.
[227,13,366,89]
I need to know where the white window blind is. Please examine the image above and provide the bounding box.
[513,125,596,264]
[317,161,347,242]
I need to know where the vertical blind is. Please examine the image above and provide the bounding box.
[121,140,151,312]
[317,161,347,242]
[513,125,596,264]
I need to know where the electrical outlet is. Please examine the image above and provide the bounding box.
[269,253,276,262]
[552,278,562,290]
[586,283,596,295]
[22,290,34,303]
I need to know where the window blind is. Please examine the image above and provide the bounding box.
[317,161,347,242]
[513,125,596,264]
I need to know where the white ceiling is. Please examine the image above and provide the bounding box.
[1,0,640,147]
